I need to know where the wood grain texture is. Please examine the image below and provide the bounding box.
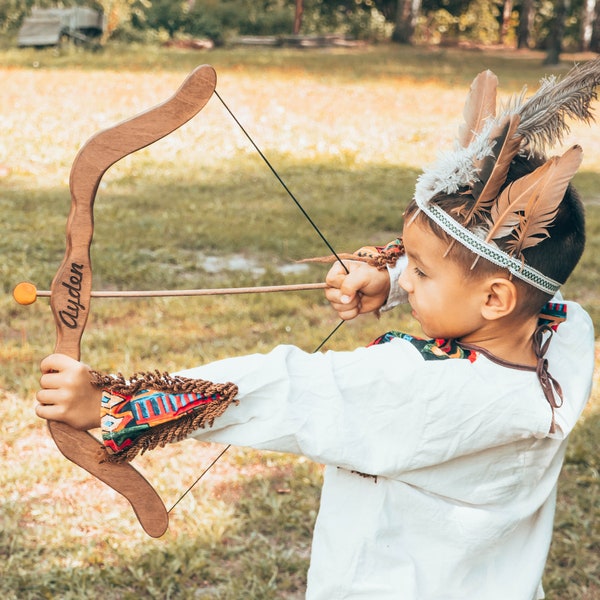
[47,65,217,537]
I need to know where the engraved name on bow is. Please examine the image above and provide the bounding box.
[58,262,86,329]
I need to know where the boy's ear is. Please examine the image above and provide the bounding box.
[481,277,518,320]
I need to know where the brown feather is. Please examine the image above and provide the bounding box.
[472,113,522,207]
[485,161,555,242]
[459,113,523,236]
[458,70,498,148]
[486,145,583,256]
[507,145,583,254]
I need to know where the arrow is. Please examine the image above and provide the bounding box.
[13,281,327,305]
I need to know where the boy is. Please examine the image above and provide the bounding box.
[37,64,596,599]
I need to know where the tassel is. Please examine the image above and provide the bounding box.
[91,369,235,397]
[298,243,404,271]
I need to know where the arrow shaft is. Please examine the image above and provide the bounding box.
[35,282,327,299]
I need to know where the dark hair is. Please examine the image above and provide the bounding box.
[404,154,586,316]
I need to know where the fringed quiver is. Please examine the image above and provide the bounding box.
[92,370,239,464]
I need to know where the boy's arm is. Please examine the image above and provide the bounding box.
[37,352,239,463]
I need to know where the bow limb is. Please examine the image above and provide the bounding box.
[47,65,217,538]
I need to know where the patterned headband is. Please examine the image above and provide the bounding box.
[413,59,600,293]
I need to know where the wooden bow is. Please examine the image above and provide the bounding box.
[47,65,217,538]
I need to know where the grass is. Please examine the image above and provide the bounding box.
[0,43,598,598]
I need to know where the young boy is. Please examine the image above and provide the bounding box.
[36,65,597,599]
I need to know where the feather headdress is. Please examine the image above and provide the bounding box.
[414,57,600,293]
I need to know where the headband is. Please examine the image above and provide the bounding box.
[413,60,600,293]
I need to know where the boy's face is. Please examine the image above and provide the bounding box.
[398,218,490,341]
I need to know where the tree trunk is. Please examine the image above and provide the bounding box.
[544,0,569,65]
[517,0,534,49]
[589,0,600,51]
[293,0,303,35]
[500,0,514,44]
[391,0,421,44]
[581,0,596,50]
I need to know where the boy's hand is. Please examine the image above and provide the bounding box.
[325,260,391,320]
[36,354,102,431]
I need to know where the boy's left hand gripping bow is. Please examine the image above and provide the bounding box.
[47,65,217,538]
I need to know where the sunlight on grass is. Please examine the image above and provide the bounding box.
[1,46,598,598]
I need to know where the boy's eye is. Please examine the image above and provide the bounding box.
[413,267,426,278]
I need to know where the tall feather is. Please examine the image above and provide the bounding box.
[485,145,583,257]
[458,70,498,148]
[465,113,522,226]
[472,113,522,205]
[516,57,600,153]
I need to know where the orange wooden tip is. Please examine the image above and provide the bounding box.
[13,282,38,305]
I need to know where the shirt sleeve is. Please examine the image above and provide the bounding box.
[176,339,554,477]
[98,342,425,470]
[178,341,428,473]
[98,301,594,476]
[381,253,408,311]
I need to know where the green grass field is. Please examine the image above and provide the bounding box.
[0,43,598,598]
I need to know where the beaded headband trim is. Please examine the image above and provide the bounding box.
[413,59,600,294]
[415,200,561,293]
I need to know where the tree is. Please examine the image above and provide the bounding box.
[500,0,513,44]
[544,0,569,65]
[392,0,422,44]
[294,0,303,34]
[141,0,185,38]
[94,0,139,41]
[517,0,535,48]
[580,0,596,50]
[587,0,600,51]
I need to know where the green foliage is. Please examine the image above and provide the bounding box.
[457,0,500,43]
[419,0,501,44]
[136,0,186,38]
[0,0,28,32]
[184,0,235,44]
[0,0,590,51]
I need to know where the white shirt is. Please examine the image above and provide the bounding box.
[181,298,593,599]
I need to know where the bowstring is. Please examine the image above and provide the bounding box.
[168,316,346,513]
[168,89,349,514]
[167,317,345,513]
[214,91,349,273]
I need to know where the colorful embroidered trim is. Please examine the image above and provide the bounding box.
[92,370,239,463]
[415,201,561,294]
[370,301,566,366]
[355,238,405,270]
[369,331,478,363]
[538,301,567,331]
